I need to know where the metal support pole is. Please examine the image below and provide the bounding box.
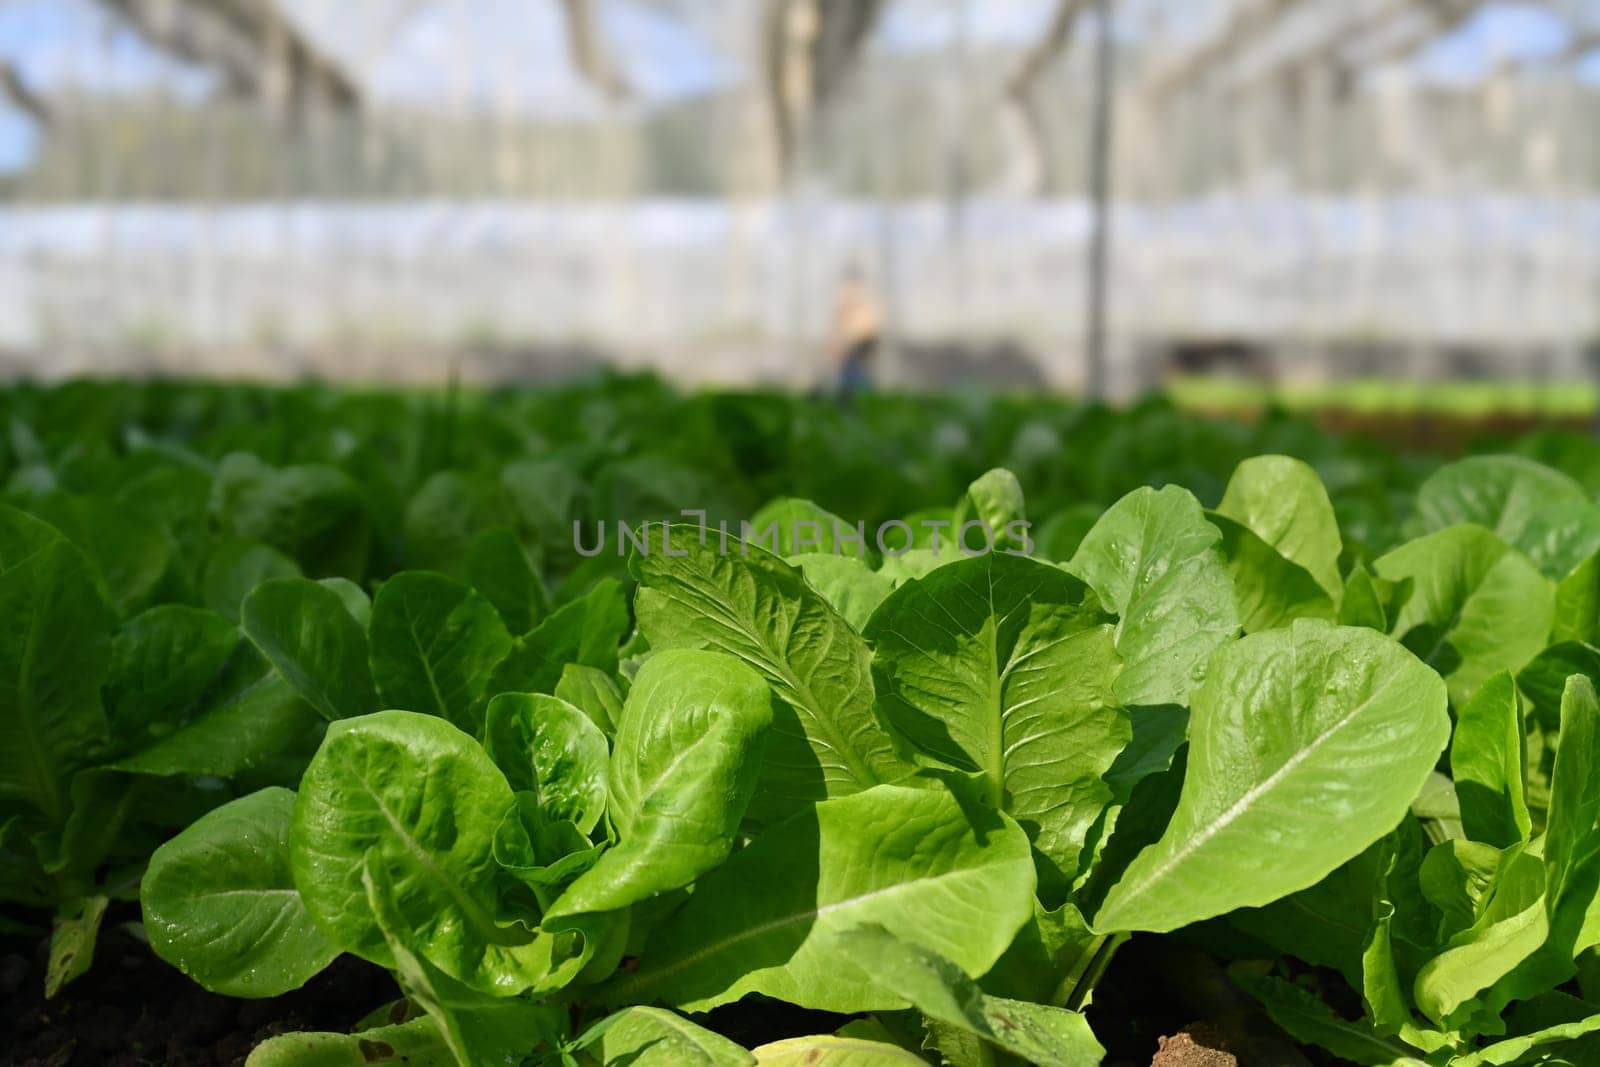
[1085,0,1115,400]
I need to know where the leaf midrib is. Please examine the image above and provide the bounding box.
[650,568,880,788]
[1103,645,1388,923]
[401,607,452,721]
[610,862,994,1000]
[15,554,66,825]
[341,750,532,949]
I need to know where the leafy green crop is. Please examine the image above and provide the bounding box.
[8,379,1600,1064]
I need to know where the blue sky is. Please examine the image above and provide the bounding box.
[1414,3,1576,82]
[0,0,214,95]
[0,0,1596,175]
[0,0,210,169]
[290,0,731,114]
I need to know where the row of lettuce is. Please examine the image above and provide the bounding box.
[7,380,1600,1065]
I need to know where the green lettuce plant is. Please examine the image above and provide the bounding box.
[137,461,1481,1065]
[9,379,1600,1064]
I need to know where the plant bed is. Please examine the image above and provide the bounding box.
[1,918,1354,1066]
[5,380,1600,1064]
[0,912,394,1066]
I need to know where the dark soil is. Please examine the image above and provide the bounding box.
[0,909,1357,1067]
[1088,935,1356,1067]
[1150,1025,1238,1067]
[1088,936,1202,1067]
[692,998,852,1051]
[1312,410,1591,455]
[1,908,396,1067]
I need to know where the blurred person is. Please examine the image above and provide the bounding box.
[827,265,882,402]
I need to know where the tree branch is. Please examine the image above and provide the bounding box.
[1222,0,1489,97]
[93,0,360,113]
[0,60,50,124]
[764,0,886,179]
[1144,0,1300,101]
[557,0,631,102]
[1007,0,1090,99]
[1004,0,1091,196]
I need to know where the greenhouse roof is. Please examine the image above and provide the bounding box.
[0,0,1597,174]
[2,0,1597,106]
